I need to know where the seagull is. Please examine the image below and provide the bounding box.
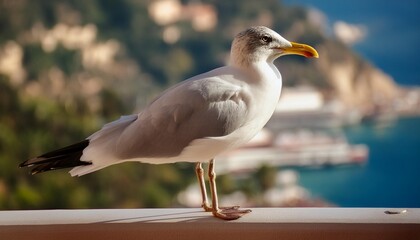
[20,26,318,220]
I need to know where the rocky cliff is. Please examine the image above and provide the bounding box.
[315,40,401,115]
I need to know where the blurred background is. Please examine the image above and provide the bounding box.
[1,0,419,209]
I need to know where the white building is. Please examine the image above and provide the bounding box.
[267,86,343,131]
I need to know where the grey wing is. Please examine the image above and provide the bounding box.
[115,77,250,159]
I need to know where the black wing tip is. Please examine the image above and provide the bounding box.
[28,160,92,175]
[19,157,43,168]
[20,140,91,174]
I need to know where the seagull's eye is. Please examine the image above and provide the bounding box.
[260,35,272,44]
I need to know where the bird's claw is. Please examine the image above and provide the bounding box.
[202,204,240,212]
[212,208,252,220]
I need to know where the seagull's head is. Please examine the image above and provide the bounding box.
[231,26,319,66]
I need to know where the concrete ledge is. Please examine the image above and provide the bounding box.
[1,208,419,240]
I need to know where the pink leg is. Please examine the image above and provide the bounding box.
[207,159,252,220]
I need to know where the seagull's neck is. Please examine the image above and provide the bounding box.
[229,59,281,85]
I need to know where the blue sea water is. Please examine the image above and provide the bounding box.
[295,117,420,207]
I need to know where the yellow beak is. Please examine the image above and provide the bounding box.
[282,42,319,58]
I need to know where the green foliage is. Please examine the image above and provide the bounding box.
[255,164,277,191]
